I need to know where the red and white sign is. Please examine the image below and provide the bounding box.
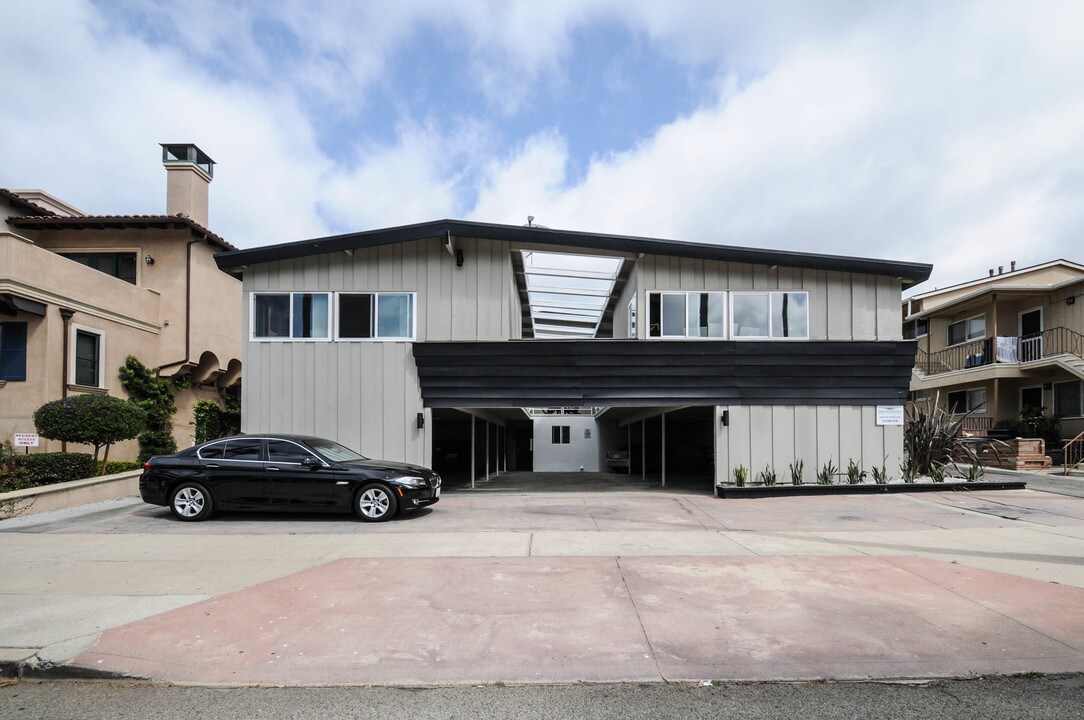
[13,433,39,447]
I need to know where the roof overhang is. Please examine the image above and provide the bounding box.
[7,215,236,252]
[213,219,932,287]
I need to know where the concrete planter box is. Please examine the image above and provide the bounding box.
[0,470,141,517]
[717,480,1027,499]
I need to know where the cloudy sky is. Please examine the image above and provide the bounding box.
[2,1,1082,292]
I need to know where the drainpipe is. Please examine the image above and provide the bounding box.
[59,307,76,451]
[158,236,200,376]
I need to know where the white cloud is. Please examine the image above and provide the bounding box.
[2,0,1082,293]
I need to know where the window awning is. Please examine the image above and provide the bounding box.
[0,293,47,317]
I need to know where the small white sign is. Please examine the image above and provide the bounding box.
[876,406,905,426]
[14,433,39,447]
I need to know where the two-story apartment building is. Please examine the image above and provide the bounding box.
[905,260,1084,442]
[216,221,930,491]
[0,144,242,459]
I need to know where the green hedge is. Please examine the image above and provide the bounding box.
[103,460,144,474]
[0,452,99,492]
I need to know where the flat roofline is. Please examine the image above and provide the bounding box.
[214,219,932,287]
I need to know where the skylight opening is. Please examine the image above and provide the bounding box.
[520,251,623,339]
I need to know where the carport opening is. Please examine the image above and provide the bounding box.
[431,405,715,494]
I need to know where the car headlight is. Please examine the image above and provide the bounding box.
[396,476,427,488]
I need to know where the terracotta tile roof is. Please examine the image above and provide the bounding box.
[6,213,236,252]
[0,188,57,216]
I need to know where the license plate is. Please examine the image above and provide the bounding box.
[435,486,441,498]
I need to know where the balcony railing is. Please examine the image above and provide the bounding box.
[916,326,1084,377]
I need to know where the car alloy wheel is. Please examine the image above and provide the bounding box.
[170,482,212,521]
[356,483,397,522]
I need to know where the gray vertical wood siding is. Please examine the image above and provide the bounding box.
[715,404,903,485]
[241,236,513,461]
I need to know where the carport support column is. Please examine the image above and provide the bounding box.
[485,420,490,482]
[641,421,646,481]
[661,411,667,488]
[470,415,476,490]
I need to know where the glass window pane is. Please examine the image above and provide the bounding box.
[948,321,965,346]
[116,254,137,284]
[377,293,412,338]
[771,292,808,338]
[916,319,928,336]
[199,442,225,459]
[339,294,373,338]
[969,388,987,412]
[648,294,661,337]
[267,440,314,464]
[223,439,262,461]
[0,322,27,382]
[661,294,686,337]
[732,294,769,337]
[947,391,966,413]
[1054,381,1082,417]
[706,293,725,337]
[75,330,99,386]
[293,293,329,338]
[254,295,290,338]
[967,316,985,340]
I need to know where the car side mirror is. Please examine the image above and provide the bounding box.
[302,457,324,469]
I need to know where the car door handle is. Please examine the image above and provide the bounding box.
[267,466,280,471]
[204,464,219,469]
[336,481,349,485]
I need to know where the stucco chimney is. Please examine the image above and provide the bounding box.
[161,143,214,227]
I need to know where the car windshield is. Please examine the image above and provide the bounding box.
[308,439,368,462]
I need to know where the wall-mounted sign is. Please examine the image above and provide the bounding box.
[875,406,904,426]
[14,433,39,447]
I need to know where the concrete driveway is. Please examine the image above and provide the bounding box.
[2,477,1083,685]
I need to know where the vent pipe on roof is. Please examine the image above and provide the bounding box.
[989,269,994,277]
[998,265,1004,275]
[1011,260,1017,271]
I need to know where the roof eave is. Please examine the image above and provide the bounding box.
[214,219,932,285]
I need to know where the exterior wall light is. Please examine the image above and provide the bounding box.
[417,412,425,429]
[455,248,464,267]
[144,255,155,265]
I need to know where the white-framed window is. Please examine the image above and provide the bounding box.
[551,426,570,444]
[336,292,415,341]
[70,325,104,387]
[947,387,987,414]
[251,292,331,341]
[1054,380,1083,418]
[627,295,637,338]
[731,291,809,339]
[947,314,985,347]
[647,291,727,338]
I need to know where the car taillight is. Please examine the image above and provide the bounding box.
[143,462,152,472]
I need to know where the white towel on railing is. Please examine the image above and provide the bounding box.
[996,336,1019,363]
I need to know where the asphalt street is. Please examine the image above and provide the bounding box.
[2,675,1083,720]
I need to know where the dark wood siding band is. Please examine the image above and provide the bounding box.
[412,340,916,408]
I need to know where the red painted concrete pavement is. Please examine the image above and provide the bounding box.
[76,555,1084,685]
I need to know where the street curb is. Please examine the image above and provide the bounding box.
[716,481,1027,499]
[0,654,142,682]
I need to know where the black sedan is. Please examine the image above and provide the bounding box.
[139,434,440,522]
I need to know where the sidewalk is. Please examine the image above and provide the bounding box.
[2,485,1083,684]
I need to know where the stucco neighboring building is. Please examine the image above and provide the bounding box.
[905,259,1084,441]
[216,221,931,490]
[0,144,242,459]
